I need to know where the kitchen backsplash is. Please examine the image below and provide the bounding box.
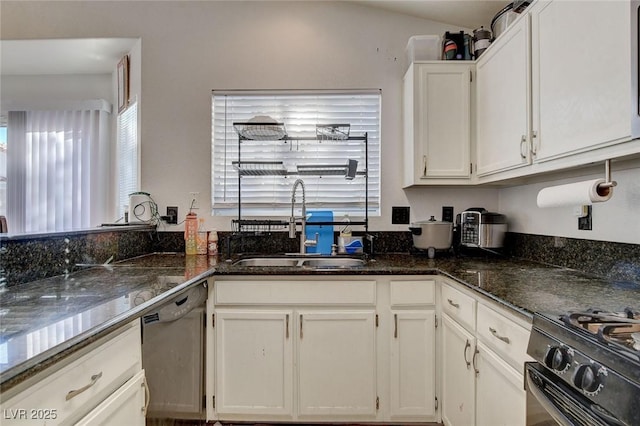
[504,232,640,283]
[0,226,156,287]
[1,229,637,286]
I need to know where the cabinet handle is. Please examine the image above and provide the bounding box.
[472,347,479,377]
[464,339,471,368]
[66,371,103,401]
[520,135,528,159]
[300,314,303,339]
[142,376,150,416]
[489,327,511,344]
[394,314,398,338]
[286,314,289,339]
[531,130,538,155]
[423,155,427,177]
[447,298,460,309]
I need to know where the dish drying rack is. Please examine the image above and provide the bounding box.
[230,122,370,237]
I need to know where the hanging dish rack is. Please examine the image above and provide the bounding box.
[316,124,350,140]
[233,118,287,141]
[230,121,369,236]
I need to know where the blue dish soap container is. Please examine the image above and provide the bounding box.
[305,210,333,255]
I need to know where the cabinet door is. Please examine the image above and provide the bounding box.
[143,308,204,417]
[404,63,472,184]
[215,310,293,418]
[75,370,147,426]
[531,0,631,162]
[475,341,526,426]
[476,15,531,176]
[389,310,436,420]
[441,314,475,426]
[297,310,377,418]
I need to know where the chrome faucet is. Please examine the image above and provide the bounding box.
[289,179,318,254]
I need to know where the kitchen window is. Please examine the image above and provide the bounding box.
[211,90,381,216]
[117,100,139,219]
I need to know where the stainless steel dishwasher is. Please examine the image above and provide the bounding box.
[141,281,208,420]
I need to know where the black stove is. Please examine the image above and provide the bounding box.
[526,309,640,426]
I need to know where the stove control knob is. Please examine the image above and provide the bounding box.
[574,364,604,395]
[544,346,571,373]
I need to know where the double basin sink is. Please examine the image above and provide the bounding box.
[233,255,366,269]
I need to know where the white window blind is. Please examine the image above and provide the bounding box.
[6,102,110,233]
[211,90,381,217]
[0,126,6,218]
[117,101,138,218]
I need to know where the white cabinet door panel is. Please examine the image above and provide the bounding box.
[215,310,293,418]
[476,15,531,176]
[532,0,632,161]
[297,311,376,418]
[475,341,526,426]
[441,314,475,426]
[389,311,436,419]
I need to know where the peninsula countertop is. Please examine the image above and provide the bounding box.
[2,252,638,393]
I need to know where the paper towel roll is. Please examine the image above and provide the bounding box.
[536,179,613,208]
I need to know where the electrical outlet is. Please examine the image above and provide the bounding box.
[442,206,454,222]
[166,206,178,224]
[578,205,592,230]
[392,206,410,224]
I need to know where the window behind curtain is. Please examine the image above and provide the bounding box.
[211,90,381,217]
[117,101,138,219]
[0,126,6,218]
[6,102,110,234]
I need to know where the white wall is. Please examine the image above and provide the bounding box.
[498,160,640,244]
[1,0,490,232]
[1,74,112,104]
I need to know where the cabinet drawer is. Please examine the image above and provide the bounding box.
[215,279,376,305]
[390,280,435,306]
[441,283,476,331]
[477,303,530,370]
[1,321,142,426]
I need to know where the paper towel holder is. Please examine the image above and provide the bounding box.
[598,159,617,194]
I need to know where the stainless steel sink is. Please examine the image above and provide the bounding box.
[232,256,365,269]
[302,258,366,268]
[233,257,303,267]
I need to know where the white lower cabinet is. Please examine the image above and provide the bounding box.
[389,311,436,419]
[209,277,380,422]
[75,370,147,426]
[441,314,475,426]
[297,311,376,418]
[0,321,145,426]
[475,341,526,426]
[440,280,530,426]
[208,276,438,423]
[215,310,293,419]
[208,276,527,425]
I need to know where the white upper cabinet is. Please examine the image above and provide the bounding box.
[404,62,473,186]
[530,0,638,163]
[474,0,639,182]
[476,14,531,177]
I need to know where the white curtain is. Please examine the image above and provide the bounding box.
[7,100,111,233]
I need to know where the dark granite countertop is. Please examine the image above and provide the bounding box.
[1,252,638,393]
[0,253,215,392]
[213,254,640,320]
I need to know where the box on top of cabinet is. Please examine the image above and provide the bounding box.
[406,35,442,65]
